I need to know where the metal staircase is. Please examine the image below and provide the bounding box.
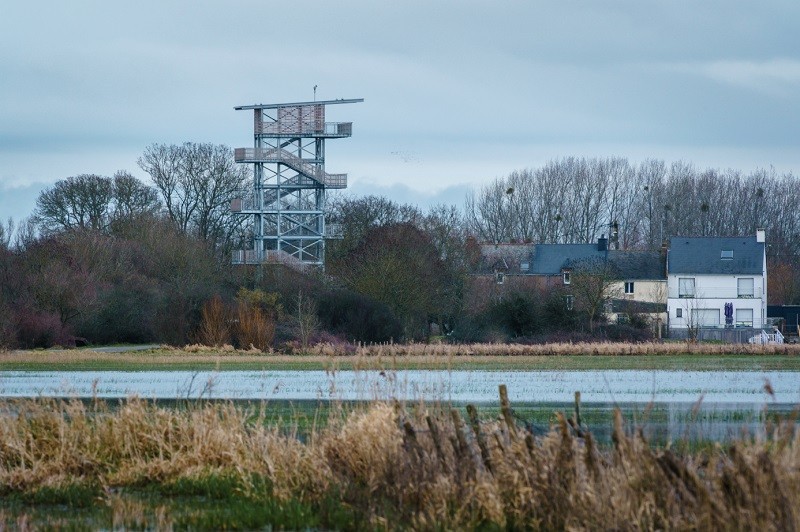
[230,99,362,268]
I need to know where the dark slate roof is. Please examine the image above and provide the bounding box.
[531,244,666,280]
[474,243,534,274]
[667,236,764,275]
[607,251,665,280]
[530,244,604,275]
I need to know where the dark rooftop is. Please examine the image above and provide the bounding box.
[530,244,604,275]
[667,236,764,275]
[531,244,665,280]
[607,250,665,280]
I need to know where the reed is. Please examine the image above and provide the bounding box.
[350,340,800,358]
[1,391,798,530]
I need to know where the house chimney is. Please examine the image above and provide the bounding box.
[756,228,765,243]
[597,234,607,252]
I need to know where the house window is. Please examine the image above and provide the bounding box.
[737,278,754,298]
[495,272,505,285]
[736,308,753,327]
[678,278,695,298]
[691,308,720,327]
[721,250,734,260]
[563,271,571,285]
[624,281,635,294]
[676,308,682,318]
[565,295,574,310]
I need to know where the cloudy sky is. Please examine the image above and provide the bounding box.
[2,1,799,222]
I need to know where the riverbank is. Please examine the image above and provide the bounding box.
[2,341,800,371]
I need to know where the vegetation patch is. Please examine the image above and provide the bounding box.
[0,393,798,529]
[3,342,800,372]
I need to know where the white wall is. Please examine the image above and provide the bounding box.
[667,274,766,329]
[609,279,667,304]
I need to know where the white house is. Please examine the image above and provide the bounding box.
[667,230,767,336]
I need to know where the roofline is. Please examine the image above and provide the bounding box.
[235,98,364,110]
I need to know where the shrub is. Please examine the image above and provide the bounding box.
[601,323,654,342]
[234,301,275,351]
[317,290,403,343]
[196,295,231,347]
[15,307,74,348]
[487,294,541,338]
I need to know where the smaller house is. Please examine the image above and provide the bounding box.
[464,243,542,312]
[666,230,768,340]
[530,236,667,331]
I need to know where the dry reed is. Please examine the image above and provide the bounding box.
[234,301,275,352]
[348,340,800,358]
[0,393,798,530]
[195,295,230,347]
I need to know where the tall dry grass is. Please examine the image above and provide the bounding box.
[195,295,230,347]
[0,392,798,529]
[342,340,800,358]
[234,301,275,352]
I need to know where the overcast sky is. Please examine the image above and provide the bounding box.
[2,1,799,222]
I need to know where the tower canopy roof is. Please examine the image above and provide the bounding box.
[235,98,363,110]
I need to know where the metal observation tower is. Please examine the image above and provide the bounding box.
[231,98,363,269]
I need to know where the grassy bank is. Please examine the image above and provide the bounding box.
[2,341,800,371]
[1,393,798,530]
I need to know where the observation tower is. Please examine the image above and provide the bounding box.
[231,98,363,269]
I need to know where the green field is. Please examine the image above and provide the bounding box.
[2,345,799,371]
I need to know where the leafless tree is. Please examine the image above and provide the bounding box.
[568,256,623,333]
[464,180,513,244]
[111,170,161,221]
[138,142,250,248]
[35,174,114,233]
[34,173,161,236]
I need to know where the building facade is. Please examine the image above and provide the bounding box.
[666,231,767,336]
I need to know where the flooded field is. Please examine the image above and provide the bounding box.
[1,368,797,403]
[1,368,796,445]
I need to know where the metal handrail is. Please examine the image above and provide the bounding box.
[257,121,352,137]
[233,148,347,188]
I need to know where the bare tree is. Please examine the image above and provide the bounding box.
[111,170,161,221]
[464,179,513,244]
[35,174,114,233]
[294,290,319,351]
[34,173,161,236]
[138,142,250,248]
[567,256,623,333]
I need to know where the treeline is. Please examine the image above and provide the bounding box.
[465,157,800,304]
[1,151,799,349]
[466,158,800,255]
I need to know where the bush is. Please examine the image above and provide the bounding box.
[76,283,159,344]
[487,294,541,338]
[15,307,74,348]
[317,290,403,343]
[196,295,231,347]
[601,324,654,342]
[234,301,275,351]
